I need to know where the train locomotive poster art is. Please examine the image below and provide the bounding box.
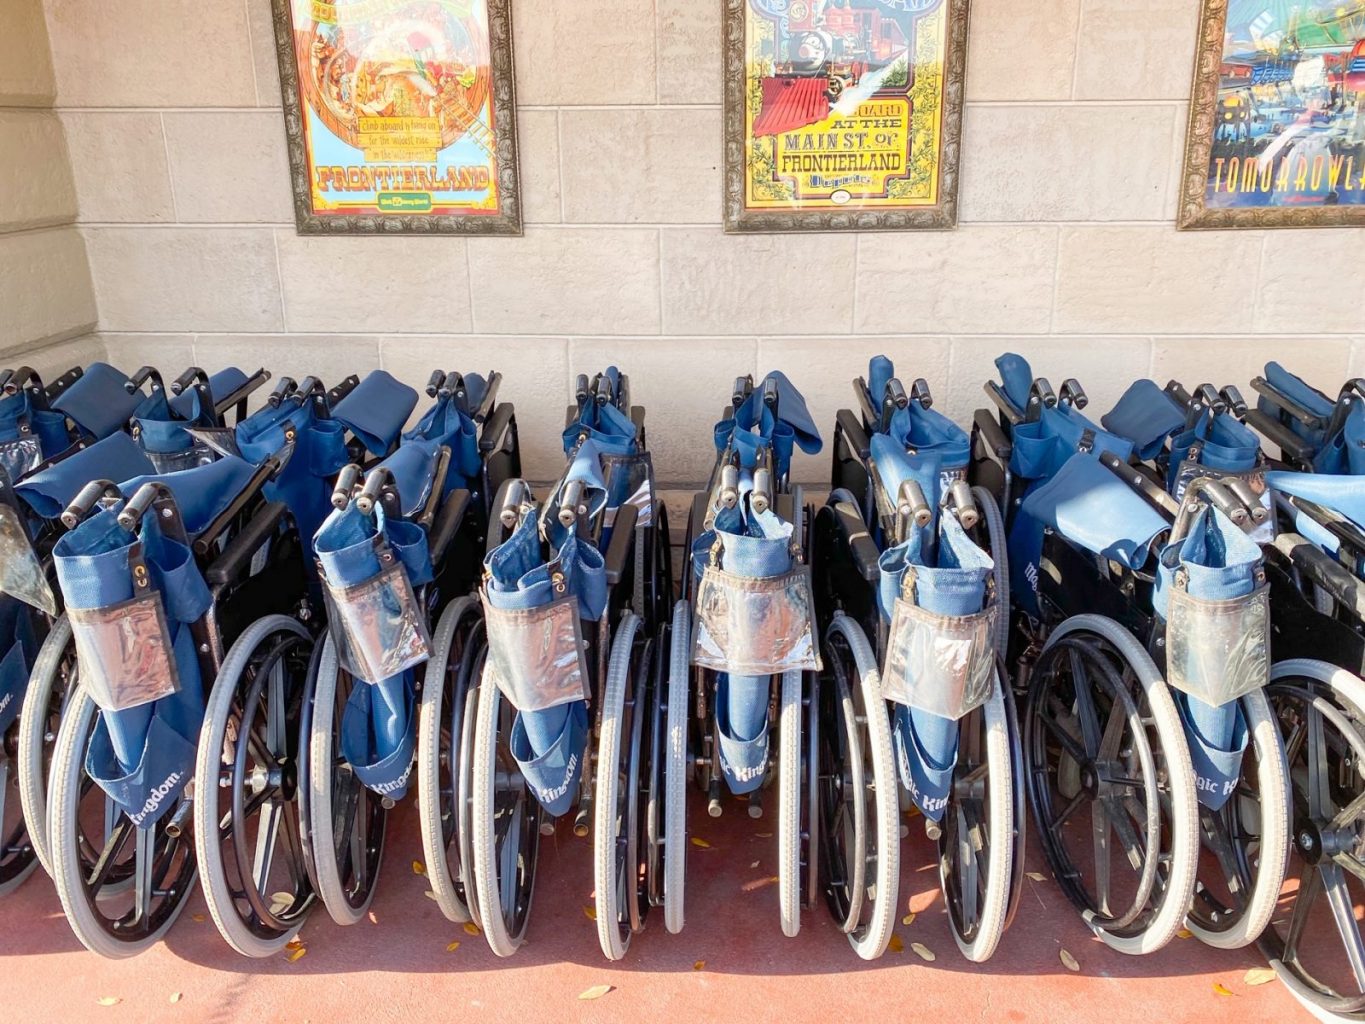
[723,0,970,231]
[1181,0,1365,227]
[271,0,521,234]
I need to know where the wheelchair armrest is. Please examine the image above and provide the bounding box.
[479,401,516,454]
[604,503,639,586]
[428,488,471,568]
[833,499,880,582]
[213,368,271,420]
[836,408,871,461]
[1273,531,1365,624]
[1244,408,1314,467]
[205,500,288,588]
[973,408,1012,462]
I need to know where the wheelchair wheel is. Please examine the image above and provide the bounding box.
[194,615,317,957]
[593,612,649,960]
[940,672,1014,962]
[16,614,75,877]
[778,668,804,937]
[821,613,899,960]
[1261,659,1365,1015]
[662,600,689,934]
[304,632,387,926]
[1185,688,1289,950]
[1025,614,1199,955]
[49,691,196,958]
[470,659,543,956]
[972,486,1011,660]
[0,723,36,897]
[416,596,483,925]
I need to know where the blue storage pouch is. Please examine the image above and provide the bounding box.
[236,398,348,547]
[562,368,638,457]
[0,597,37,733]
[404,387,482,481]
[866,356,970,472]
[51,363,141,441]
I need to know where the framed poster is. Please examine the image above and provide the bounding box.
[1180,0,1365,229]
[271,0,521,234]
[723,0,970,233]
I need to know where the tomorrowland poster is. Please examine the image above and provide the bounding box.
[272,0,521,234]
[723,0,970,232]
[1181,0,1365,227]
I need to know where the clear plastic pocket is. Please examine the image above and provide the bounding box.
[146,442,215,474]
[0,502,56,615]
[68,592,180,711]
[692,565,820,675]
[1165,582,1270,706]
[482,593,589,712]
[0,435,41,483]
[324,562,432,682]
[881,598,996,720]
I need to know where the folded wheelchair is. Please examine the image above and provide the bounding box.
[34,371,379,958]
[1233,362,1365,1014]
[816,357,1021,961]
[296,372,516,942]
[671,372,824,940]
[0,363,266,895]
[971,354,1290,955]
[470,368,670,960]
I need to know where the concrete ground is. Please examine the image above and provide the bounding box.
[0,792,1314,1024]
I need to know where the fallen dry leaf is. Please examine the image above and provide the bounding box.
[741,876,779,893]
[910,942,936,963]
[1026,871,1046,882]
[287,947,307,963]
[191,913,206,923]
[169,993,182,1005]
[96,997,121,1007]
[583,905,597,921]
[888,933,904,953]
[692,960,706,971]
[446,941,461,953]
[368,911,378,924]
[691,838,712,849]
[286,937,304,951]
[1244,967,1276,987]
[412,860,427,876]
[1213,983,1234,997]
[749,861,760,869]
[269,891,294,916]
[756,832,773,839]
[1060,949,1080,972]
[901,913,916,927]
[1176,928,1193,940]
[578,985,613,1001]
[424,890,437,901]
[463,922,481,936]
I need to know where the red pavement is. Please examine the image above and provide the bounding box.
[0,793,1314,1024]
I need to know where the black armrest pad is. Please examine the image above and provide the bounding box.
[479,402,515,454]
[1244,409,1313,466]
[974,408,1012,461]
[206,501,288,588]
[834,500,880,582]
[836,408,871,461]
[604,504,639,585]
[428,489,471,567]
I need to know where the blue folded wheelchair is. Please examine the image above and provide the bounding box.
[669,372,823,940]
[815,357,1022,961]
[971,354,1290,956]
[0,362,266,898]
[1231,362,1365,1013]
[470,368,671,960]
[295,371,517,941]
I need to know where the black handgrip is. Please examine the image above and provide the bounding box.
[973,408,1012,461]
[268,376,297,408]
[575,374,591,405]
[171,366,209,397]
[0,369,12,392]
[762,376,779,412]
[479,402,515,454]
[910,378,933,409]
[603,503,639,585]
[428,488,471,568]
[836,409,871,460]
[732,376,752,409]
[595,374,613,408]
[833,500,880,582]
[426,370,447,398]
[474,371,502,422]
[5,367,41,398]
[205,501,288,588]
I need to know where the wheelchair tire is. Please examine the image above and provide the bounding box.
[778,668,803,938]
[194,615,316,957]
[470,663,542,957]
[594,612,643,960]
[16,614,74,878]
[1185,687,1289,950]
[306,633,387,926]
[1033,615,1199,956]
[416,596,482,925]
[663,600,689,935]
[49,690,197,958]
[1261,659,1365,1015]
[941,671,1014,963]
[972,486,1011,660]
[824,613,900,961]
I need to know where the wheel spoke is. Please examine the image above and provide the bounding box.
[1322,861,1365,993]
[1091,799,1111,916]
[1306,703,1333,822]
[1040,712,1088,764]
[1102,795,1146,871]
[252,799,283,895]
[87,817,135,890]
[1283,863,1324,964]
[1068,647,1103,758]
[133,826,155,925]
[1329,789,1365,835]
[1199,808,1247,911]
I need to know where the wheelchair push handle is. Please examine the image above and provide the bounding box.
[896,478,932,534]
[61,479,122,530]
[594,373,613,408]
[1224,476,1268,524]
[268,376,298,408]
[355,466,396,516]
[558,478,587,528]
[426,370,449,399]
[946,479,980,531]
[718,461,740,511]
[170,366,211,397]
[1025,378,1057,421]
[4,366,43,398]
[126,366,166,396]
[332,464,363,510]
[0,369,12,393]
[575,374,591,406]
[910,377,933,410]
[1220,385,1247,418]
[117,482,189,544]
[751,446,774,515]
[762,376,780,419]
[1059,378,1088,410]
[499,479,532,530]
[732,375,753,409]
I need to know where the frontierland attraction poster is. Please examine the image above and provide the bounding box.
[723,0,970,232]
[271,0,521,234]
[1180,0,1365,228]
